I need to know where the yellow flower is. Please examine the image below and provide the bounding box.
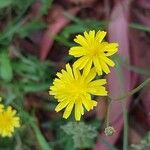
[49,64,107,121]
[0,100,20,137]
[69,30,118,75]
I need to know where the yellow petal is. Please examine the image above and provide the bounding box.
[90,100,97,109]
[55,99,70,112]
[100,60,110,74]
[93,57,102,75]
[102,57,115,67]
[84,31,89,40]
[89,30,95,40]
[56,72,62,79]
[74,35,88,47]
[95,31,106,42]
[75,102,82,121]
[73,56,88,69]
[81,94,92,111]
[88,79,107,87]
[84,68,96,82]
[66,64,74,78]
[87,86,108,96]
[73,67,81,80]
[69,46,86,57]
[82,60,92,77]
[63,101,74,119]
[79,101,84,115]
[61,70,72,82]
[77,57,89,70]
[104,43,118,56]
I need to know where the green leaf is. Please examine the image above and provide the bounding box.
[0,51,13,82]
[61,122,98,149]
[0,0,13,9]
[62,24,87,38]
[130,23,150,32]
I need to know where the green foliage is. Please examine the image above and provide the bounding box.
[12,55,54,82]
[56,13,106,47]
[0,54,55,103]
[16,20,46,38]
[0,0,13,9]
[61,122,98,149]
[130,23,150,32]
[0,0,49,46]
[40,0,53,15]
[0,19,45,46]
[57,14,150,48]
[12,0,34,15]
[0,1,54,147]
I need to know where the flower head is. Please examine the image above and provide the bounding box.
[69,30,118,75]
[0,97,20,137]
[49,64,107,121]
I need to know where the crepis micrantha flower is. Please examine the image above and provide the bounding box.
[69,30,118,75]
[0,97,20,137]
[49,64,107,121]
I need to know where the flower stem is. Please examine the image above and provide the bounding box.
[106,97,112,127]
[108,78,150,101]
[122,104,128,150]
[106,78,150,148]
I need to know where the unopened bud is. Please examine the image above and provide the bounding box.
[104,126,115,136]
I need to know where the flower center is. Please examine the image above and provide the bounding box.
[88,44,101,57]
[71,80,87,97]
[91,49,98,57]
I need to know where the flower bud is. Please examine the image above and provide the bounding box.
[104,126,115,136]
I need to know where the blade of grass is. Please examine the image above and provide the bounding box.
[0,50,13,82]
[31,122,52,150]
